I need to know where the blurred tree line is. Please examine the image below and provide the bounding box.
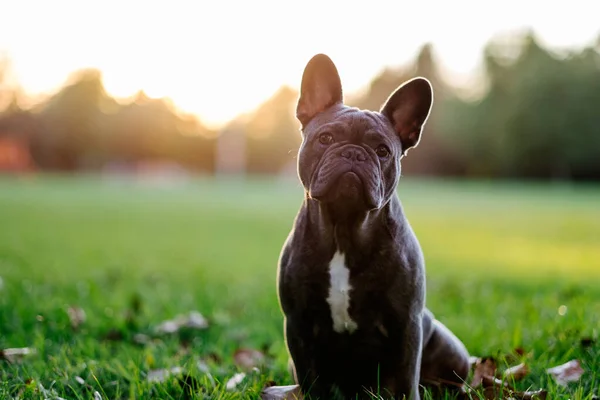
[1,30,599,180]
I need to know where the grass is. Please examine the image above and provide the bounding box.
[0,174,599,399]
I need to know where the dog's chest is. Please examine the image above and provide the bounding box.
[326,252,359,334]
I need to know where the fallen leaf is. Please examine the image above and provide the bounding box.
[94,391,102,400]
[197,360,216,386]
[514,347,526,356]
[133,333,151,345]
[465,360,546,400]
[467,375,547,400]
[261,384,303,400]
[0,347,36,363]
[547,359,585,386]
[38,382,67,400]
[225,372,246,391]
[468,356,480,367]
[470,357,497,387]
[503,362,530,382]
[154,311,209,334]
[197,360,210,373]
[234,348,266,370]
[74,375,94,390]
[102,328,125,341]
[155,320,179,334]
[67,306,86,330]
[147,366,184,383]
[521,389,548,400]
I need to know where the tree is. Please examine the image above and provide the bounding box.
[444,31,600,180]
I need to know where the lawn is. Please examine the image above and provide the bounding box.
[0,175,599,399]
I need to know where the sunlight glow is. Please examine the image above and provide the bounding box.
[1,0,598,129]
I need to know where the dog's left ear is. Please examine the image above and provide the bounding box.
[380,77,433,156]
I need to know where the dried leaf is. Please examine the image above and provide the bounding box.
[154,311,209,334]
[547,359,584,386]
[468,374,547,400]
[514,347,526,356]
[522,389,548,400]
[468,356,480,368]
[155,320,180,334]
[196,360,216,386]
[480,386,547,400]
[93,391,102,400]
[133,333,151,345]
[0,347,36,363]
[233,348,266,370]
[67,306,86,330]
[261,384,303,400]
[147,366,184,382]
[503,362,530,382]
[38,382,67,400]
[225,372,246,391]
[197,360,210,373]
[102,328,125,341]
[470,357,497,387]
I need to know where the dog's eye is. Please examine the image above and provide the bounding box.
[375,145,390,158]
[318,132,334,145]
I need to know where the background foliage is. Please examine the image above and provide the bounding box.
[1,31,599,180]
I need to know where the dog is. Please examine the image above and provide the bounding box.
[277,54,470,399]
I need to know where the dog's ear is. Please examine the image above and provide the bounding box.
[380,77,433,156]
[296,54,343,127]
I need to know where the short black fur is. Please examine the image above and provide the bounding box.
[277,54,470,400]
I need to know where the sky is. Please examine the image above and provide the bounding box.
[0,0,598,129]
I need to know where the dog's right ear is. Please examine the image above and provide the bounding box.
[296,54,343,128]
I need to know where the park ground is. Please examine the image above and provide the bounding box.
[0,175,599,399]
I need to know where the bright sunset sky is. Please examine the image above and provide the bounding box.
[1,0,598,129]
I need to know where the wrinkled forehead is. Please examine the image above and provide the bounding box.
[304,105,393,136]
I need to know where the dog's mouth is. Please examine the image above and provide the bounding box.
[334,171,363,199]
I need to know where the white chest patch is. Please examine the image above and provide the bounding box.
[326,252,358,334]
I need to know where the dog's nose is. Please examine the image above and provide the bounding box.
[341,148,367,162]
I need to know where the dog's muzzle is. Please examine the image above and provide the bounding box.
[309,144,381,209]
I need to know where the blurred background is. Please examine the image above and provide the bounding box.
[1,0,599,181]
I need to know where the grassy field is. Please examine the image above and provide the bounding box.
[0,175,599,399]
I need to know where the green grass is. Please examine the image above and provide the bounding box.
[0,174,599,399]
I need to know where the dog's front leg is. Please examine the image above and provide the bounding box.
[388,318,423,400]
[285,319,327,398]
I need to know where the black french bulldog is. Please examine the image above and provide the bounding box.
[277,54,470,400]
